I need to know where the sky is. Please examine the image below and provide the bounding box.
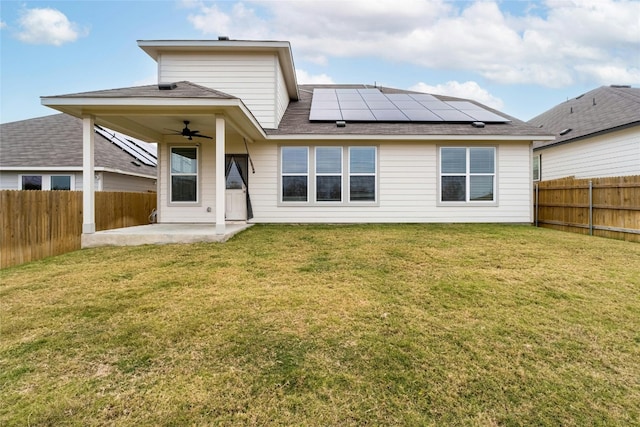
[1,0,639,124]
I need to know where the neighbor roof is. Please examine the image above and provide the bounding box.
[529,85,640,150]
[267,84,552,139]
[0,113,157,177]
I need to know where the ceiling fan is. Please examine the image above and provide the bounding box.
[165,120,212,140]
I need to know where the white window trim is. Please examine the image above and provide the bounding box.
[169,145,200,205]
[533,154,541,182]
[438,146,498,206]
[348,146,377,203]
[315,146,343,203]
[280,146,309,203]
[278,145,378,206]
[19,173,75,191]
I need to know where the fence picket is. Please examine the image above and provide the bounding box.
[535,176,640,242]
[1,191,156,268]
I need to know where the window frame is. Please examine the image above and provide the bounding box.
[169,145,199,204]
[348,146,377,203]
[438,146,498,205]
[533,154,541,182]
[281,146,310,203]
[279,145,378,206]
[19,174,74,191]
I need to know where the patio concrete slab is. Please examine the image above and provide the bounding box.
[81,223,253,248]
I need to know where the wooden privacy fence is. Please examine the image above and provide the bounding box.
[1,191,157,268]
[534,175,640,242]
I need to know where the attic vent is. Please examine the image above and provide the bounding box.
[471,121,485,128]
[158,82,177,90]
[559,128,572,136]
[610,85,631,88]
[218,36,230,40]
[336,120,346,128]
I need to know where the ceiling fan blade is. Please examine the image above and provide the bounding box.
[192,134,213,139]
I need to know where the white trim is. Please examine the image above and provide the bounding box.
[437,146,498,206]
[267,134,555,142]
[169,145,200,205]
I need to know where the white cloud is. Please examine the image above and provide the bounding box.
[296,69,335,85]
[185,0,640,88]
[0,21,7,30]
[410,81,504,110]
[17,7,86,46]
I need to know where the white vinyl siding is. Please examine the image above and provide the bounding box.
[101,172,156,192]
[158,52,285,129]
[249,141,532,223]
[535,127,640,180]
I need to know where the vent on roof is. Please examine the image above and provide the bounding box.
[218,36,230,40]
[610,85,631,88]
[158,82,177,90]
[336,120,346,128]
[559,128,572,136]
[471,121,485,128]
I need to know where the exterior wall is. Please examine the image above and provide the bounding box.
[158,52,283,129]
[536,127,640,180]
[246,140,533,223]
[275,64,290,128]
[101,172,156,192]
[157,136,246,223]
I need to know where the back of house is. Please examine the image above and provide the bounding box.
[41,38,553,234]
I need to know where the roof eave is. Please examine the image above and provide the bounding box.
[40,96,267,142]
[267,134,556,141]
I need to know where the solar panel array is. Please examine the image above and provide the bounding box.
[95,125,158,167]
[309,88,510,123]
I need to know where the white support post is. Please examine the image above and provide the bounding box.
[82,115,96,234]
[215,116,226,235]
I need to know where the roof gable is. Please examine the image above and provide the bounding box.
[529,85,640,149]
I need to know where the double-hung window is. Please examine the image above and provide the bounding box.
[170,147,198,202]
[316,147,342,202]
[280,146,377,204]
[440,147,496,203]
[282,147,309,202]
[349,146,376,202]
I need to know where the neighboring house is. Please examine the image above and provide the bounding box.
[40,39,552,236]
[0,113,157,192]
[529,85,640,181]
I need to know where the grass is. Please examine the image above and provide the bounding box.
[1,224,639,426]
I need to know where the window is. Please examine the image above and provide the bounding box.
[440,147,496,202]
[533,154,541,181]
[316,147,342,202]
[280,146,378,204]
[282,147,308,202]
[22,175,42,190]
[171,147,198,202]
[51,176,71,190]
[349,147,376,202]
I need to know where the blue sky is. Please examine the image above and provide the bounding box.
[1,0,639,124]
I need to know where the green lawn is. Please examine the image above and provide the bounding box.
[1,224,639,426]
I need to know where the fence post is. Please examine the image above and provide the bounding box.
[589,180,593,236]
[535,183,539,227]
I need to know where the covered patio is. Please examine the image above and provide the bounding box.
[82,222,253,248]
[41,81,266,247]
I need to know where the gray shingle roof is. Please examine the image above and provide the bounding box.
[267,84,551,137]
[529,85,640,150]
[44,81,236,99]
[0,113,157,177]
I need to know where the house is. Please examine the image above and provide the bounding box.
[40,39,553,238]
[0,113,157,192]
[528,85,640,181]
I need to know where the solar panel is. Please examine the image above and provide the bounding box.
[308,88,510,123]
[372,110,410,121]
[95,125,157,166]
